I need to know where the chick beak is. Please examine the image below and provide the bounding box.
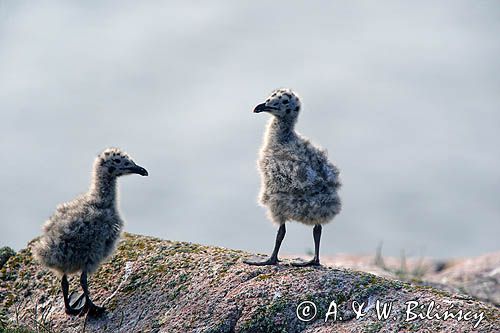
[253,103,278,113]
[128,165,149,176]
[253,103,267,113]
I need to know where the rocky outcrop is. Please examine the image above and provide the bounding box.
[311,250,500,307]
[424,252,500,307]
[1,234,498,332]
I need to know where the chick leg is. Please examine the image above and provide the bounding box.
[244,224,286,266]
[80,271,105,316]
[292,224,322,267]
[62,274,85,315]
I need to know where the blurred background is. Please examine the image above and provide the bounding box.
[0,1,499,258]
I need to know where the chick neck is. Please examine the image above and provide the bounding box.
[265,115,297,145]
[89,164,118,208]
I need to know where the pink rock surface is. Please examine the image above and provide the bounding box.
[1,234,498,332]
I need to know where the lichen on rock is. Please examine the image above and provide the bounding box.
[0,233,498,332]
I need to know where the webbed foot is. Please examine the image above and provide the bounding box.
[291,258,321,267]
[65,292,86,315]
[87,301,105,317]
[243,257,279,266]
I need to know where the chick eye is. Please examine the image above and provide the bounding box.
[113,159,121,164]
[283,100,289,104]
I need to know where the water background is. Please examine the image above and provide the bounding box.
[1,1,499,258]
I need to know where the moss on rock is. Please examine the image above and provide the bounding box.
[0,233,498,332]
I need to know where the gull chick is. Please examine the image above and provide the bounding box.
[245,88,341,266]
[33,147,148,316]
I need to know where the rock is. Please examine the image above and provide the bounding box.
[313,251,500,307]
[425,252,500,307]
[0,234,498,332]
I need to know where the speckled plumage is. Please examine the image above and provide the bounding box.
[257,88,342,226]
[244,88,341,266]
[33,148,148,276]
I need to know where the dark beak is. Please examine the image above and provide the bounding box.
[253,103,279,113]
[128,165,148,176]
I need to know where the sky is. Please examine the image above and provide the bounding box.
[1,1,499,258]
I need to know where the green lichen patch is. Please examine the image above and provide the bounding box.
[238,298,305,333]
[0,234,498,333]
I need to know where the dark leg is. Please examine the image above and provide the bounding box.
[62,274,85,315]
[292,224,322,267]
[80,271,105,316]
[244,224,286,266]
